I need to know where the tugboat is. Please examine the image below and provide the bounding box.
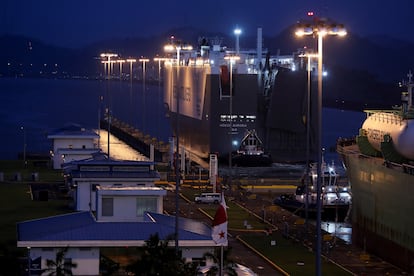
[232,129,272,167]
[274,159,351,221]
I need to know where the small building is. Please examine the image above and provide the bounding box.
[48,123,100,169]
[17,211,216,276]
[64,159,161,212]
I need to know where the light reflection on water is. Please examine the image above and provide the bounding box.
[98,129,148,161]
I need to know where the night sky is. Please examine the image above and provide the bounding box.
[1,0,413,48]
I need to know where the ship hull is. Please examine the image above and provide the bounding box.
[339,144,414,271]
[164,66,317,164]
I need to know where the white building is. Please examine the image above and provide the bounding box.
[17,159,216,275]
[64,159,162,212]
[17,211,216,275]
[47,124,100,169]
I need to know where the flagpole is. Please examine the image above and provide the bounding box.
[220,245,224,276]
[212,192,227,276]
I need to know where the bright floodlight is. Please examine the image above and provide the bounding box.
[234,28,242,35]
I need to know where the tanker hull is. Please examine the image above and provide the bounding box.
[338,141,414,272]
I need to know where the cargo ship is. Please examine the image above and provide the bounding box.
[163,28,318,166]
[337,71,414,271]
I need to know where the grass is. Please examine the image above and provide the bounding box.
[199,201,268,230]
[240,234,351,275]
[0,160,64,182]
[0,160,70,273]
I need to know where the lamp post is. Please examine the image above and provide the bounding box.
[21,126,26,167]
[126,58,136,83]
[117,59,125,80]
[100,53,118,159]
[224,55,240,190]
[154,57,169,140]
[139,58,150,133]
[299,52,318,235]
[234,28,242,54]
[100,53,118,79]
[295,16,346,276]
[164,41,193,254]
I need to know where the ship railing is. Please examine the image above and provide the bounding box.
[364,110,404,125]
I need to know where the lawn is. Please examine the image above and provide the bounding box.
[239,234,351,275]
[0,160,70,274]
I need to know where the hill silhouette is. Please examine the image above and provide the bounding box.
[1,26,413,111]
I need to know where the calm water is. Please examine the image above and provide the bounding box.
[0,77,170,160]
[0,77,366,161]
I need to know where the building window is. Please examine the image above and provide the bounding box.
[102,198,114,216]
[136,197,157,217]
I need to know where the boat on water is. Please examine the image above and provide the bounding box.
[337,71,414,272]
[163,28,319,166]
[232,129,272,167]
[274,158,351,222]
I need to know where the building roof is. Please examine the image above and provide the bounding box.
[64,159,160,180]
[17,211,215,248]
[47,123,99,139]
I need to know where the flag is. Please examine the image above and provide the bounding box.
[211,194,228,246]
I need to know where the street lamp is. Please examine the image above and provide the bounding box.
[234,28,242,54]
[154,57,169,140]
[154,57,169,81]
[21,126,26,167]
[100,53,118,79]
[298,51,318,237]
[295,16,346,276]
[117,59,125,80]
[100,53,118,159]
[164,40,193,254]
[126,58,136,82]
[224,55,240,191]
[139,58,150,133]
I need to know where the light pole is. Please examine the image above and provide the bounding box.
[117,59,125,80]
[154,57,169,140]
[299,51,318,235]
[164,41,193,254]
[139,58,150,133]
[224,55,240,191]
[295,16,346,276]
[234,28,242,54]
[100,53,118,159]
[101,60,107,78]
[100,53,118,79]
[126,58,136,83]
[21,126,26,167]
